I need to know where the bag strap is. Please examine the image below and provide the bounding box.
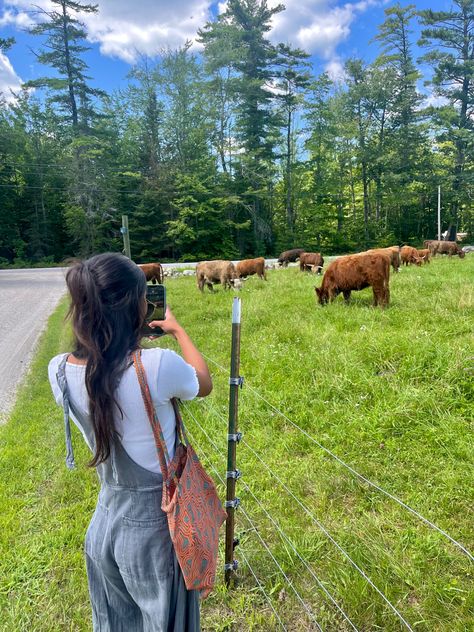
[133,350,171,480]
[56,354,76,470]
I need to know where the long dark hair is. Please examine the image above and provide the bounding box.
[66,253,147,466]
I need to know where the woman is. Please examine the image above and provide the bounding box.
[48,253,212,631]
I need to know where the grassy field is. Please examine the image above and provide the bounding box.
[0,256,473,631]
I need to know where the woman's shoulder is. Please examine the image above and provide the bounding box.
[48,353,69,376]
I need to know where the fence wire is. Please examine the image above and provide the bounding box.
[185,424,289,632]
[187,401,414,631]
[201,353,473,564]
[184,403,359,631]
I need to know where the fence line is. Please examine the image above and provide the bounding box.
[189,400,415,631]
[185,424,292,632]
[185,403,359,631]
[201,353,474,563]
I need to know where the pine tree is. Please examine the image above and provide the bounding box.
[419,0,474,233]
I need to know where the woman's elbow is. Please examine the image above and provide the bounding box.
[197,377,213,397]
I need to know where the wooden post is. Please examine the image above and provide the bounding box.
[437,186,441,241]
[121,215,131,259]
[224,297,242,586]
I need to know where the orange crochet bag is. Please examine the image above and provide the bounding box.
[133,351,227,598]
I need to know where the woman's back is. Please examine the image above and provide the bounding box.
[49,347,199,472]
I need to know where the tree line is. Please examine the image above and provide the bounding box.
[0,0,473,265]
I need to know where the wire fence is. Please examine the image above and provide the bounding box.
[179,351,472,631]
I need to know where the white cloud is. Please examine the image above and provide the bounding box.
[325,57,346,82]
[0,52,23,102]
[268,0,378,58]
[2,0,212,62]
[2,0,376,66]
[422,92,449,109]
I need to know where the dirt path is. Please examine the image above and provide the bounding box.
[0,268,67,423]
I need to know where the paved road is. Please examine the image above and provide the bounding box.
[0,268,67,423]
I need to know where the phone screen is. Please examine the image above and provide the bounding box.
[145,285,166,320]
[142,285,166,337]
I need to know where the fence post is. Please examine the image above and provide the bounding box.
[121,215,131,259]
[225,296,243,586]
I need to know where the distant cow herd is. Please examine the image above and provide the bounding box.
[138,239,467,309]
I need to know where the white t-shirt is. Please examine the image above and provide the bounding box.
[48,348,199,473]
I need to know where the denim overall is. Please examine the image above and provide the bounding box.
[56,355,200,632]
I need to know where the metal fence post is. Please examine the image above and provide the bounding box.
[121,215,131,259]
[225,297,243,586]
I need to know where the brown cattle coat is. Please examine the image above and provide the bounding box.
[400,246,422,266]
[236,257,267,280]
[196,260,237,292]
[138,262,164,284]
[315,252,390,308]
[299,252,324,274]
[277,248,305,267]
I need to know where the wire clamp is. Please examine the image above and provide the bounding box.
[227,432,242,443]
[226,469,241,480]
[229,376,244,388]
[225,497,240,509]
[224,560,238,572]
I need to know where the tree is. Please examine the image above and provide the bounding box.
[199,0,285,253]
[26,0,102,133]
[419,1,474,232]
[274,43,310,240]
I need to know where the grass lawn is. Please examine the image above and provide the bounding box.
[0,256,473,631]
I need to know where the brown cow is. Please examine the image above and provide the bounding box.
[400,246,422,266]
[367,246,400,272]
[315,252,390,308]
[196,260,237,292]
[428,240,465,258]
[236,257,267,280]
[138,262,164,284]
[277,248,305,267]
[299,252,324,275]
[417,248,431,264]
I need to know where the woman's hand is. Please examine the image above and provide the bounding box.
[150,306,212,397]
[148,306,184,339]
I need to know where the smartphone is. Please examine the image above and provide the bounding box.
[141,284,166,337]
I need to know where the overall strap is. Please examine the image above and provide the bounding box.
[56,354,76,470]
[133,350,170,480]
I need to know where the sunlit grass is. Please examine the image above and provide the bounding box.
[0,256,473,631]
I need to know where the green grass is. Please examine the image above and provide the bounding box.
[1,257,473,631]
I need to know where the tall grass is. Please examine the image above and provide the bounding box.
[0,256,472,631]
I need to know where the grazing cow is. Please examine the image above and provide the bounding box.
[367,246,400,273]
[400,245,423,266]
[417,248,431,264]
[236,257,267,280]
[315,252,390,308]
[277,248,305,267]
[299,252,324,275]
[428,240,465,258]
[196,260,237,292]
[138,262,164,284]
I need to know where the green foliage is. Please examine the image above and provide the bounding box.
[0,0,473,264]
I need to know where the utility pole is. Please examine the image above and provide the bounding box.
[121,215,131,259]
[437,186,441,241]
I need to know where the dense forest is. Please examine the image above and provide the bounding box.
[0,0,473,264]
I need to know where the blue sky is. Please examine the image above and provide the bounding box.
[0,0,449,100]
